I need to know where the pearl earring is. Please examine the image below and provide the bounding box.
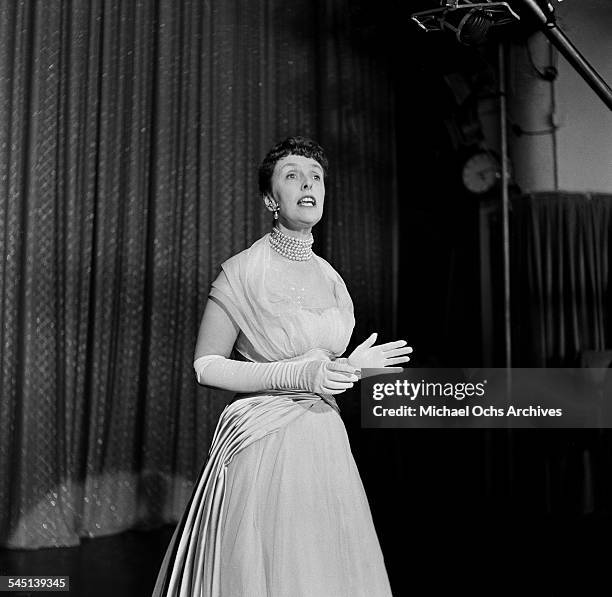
[273,206,279,220]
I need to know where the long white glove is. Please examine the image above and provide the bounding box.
[338,333,413,378]
[194,355,359,395]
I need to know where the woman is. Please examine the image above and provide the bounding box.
[153,136,412,596]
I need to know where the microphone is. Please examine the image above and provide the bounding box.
[410,1,520,45]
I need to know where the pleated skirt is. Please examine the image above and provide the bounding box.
[153,393,392,597]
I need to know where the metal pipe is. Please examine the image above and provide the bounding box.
[498,43,512,371]
[519,0,612,111]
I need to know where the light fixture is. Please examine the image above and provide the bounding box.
[410,1,520,45]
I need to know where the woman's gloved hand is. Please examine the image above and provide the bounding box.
[347,333,413,373]
[300,359,359,395]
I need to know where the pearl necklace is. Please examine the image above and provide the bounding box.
[269,226,313,261]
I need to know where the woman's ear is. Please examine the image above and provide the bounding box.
[263,194,277,212]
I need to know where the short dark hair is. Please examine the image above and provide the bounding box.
[258,136,329,197]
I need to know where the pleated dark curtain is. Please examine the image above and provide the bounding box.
[0,0,397,548]
[511,192,612,366]
[500,193,612,517]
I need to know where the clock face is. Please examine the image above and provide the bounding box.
[461,152,501,194]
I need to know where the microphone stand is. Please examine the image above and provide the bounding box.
[519,0,612,111]
[498,44,512,373]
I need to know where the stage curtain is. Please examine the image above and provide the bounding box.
[500,192,612,517]
[511,192,612,366]
[0,0,397,548]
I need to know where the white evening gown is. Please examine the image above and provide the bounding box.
[152,233,393,597]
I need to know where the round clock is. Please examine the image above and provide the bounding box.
[461,150,502,194]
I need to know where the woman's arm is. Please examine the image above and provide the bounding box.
[194,297,240,361]
[193,297,358,395]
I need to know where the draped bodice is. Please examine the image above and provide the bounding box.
[209,234,354,363]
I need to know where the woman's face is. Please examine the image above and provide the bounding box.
[266,154,325,230]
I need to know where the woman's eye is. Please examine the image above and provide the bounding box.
[286,173,296,179]
[313,174,321,181]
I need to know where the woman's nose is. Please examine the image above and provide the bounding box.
[301,176,312,190]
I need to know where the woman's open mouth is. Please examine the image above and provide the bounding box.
[297,196,316,206]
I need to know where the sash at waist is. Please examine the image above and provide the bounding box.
[230,389,340,414]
